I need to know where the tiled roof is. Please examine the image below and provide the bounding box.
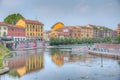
[22,19,43,25]
[7,24,25,29]
[51,22,64,29]
[0,22,7,26]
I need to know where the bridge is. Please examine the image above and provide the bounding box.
[1,41,14,50]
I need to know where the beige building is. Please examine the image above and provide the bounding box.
[43,31,50,41]
[16,19,44,40]
[0,22,8,38]
[77,25,93,38]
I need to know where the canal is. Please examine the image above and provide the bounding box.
[0,48,120,80]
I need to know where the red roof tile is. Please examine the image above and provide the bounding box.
[22,19,43,25]
[0,22,7,26]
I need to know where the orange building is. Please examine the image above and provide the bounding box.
[16,19,44,40]
[49,22,64,38]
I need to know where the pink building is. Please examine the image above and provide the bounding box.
[7,25,26,41]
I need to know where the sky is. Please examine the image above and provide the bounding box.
[0,0,120,30]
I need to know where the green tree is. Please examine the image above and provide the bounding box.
[4,13,25,25]
[116,35,120,43]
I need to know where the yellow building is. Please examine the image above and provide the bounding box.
[16,19,44,40]
[49,30,61,38]
[80,25,93,38]
[49,22,64,38]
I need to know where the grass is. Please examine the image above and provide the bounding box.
[0,44,10,68]
[0,59,3,68]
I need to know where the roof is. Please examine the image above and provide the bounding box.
[7,24,25,29]
[51,22,64,29]
[0,22,7,26]
[22,19,43,25]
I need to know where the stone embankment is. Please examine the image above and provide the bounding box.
[89,43,120,60]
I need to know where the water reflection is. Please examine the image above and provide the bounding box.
[5,49,44,77]
[50,49,94,66]
[51,49,64,66]
[1,49,120,80]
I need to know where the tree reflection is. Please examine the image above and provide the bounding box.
[9,70,20,78]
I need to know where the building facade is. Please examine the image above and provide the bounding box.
[88,24,116,38]
[58,26,81,38]
[0,22,8,38]
[16,19,44,41]
[117,24,120,36]
[80,25,93,38]
[49,26,93,39]
[7,25,26,41]
[43,31,50,41]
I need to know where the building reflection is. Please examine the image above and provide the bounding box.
[52,54,64,66]
[6,51,44,77]
[51,49,93,66]
[25,55,44,73]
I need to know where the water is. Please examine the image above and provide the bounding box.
[0,48,120,80]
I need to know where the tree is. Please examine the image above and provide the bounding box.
[116,35,120,43]
[4,13,25,25]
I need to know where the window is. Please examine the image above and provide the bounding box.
[30,33,32,36]
[41,33,43,36]
[4,27,6,30]
[3,32,6,36]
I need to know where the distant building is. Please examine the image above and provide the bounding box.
[49,22,65,38]
[16,19,44,41]
[117,24,120,35]
[49,25,93,39]
[55,26,73,38]
[88,24,116,38]
[80,25,93,38]
[43,31,50,41]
